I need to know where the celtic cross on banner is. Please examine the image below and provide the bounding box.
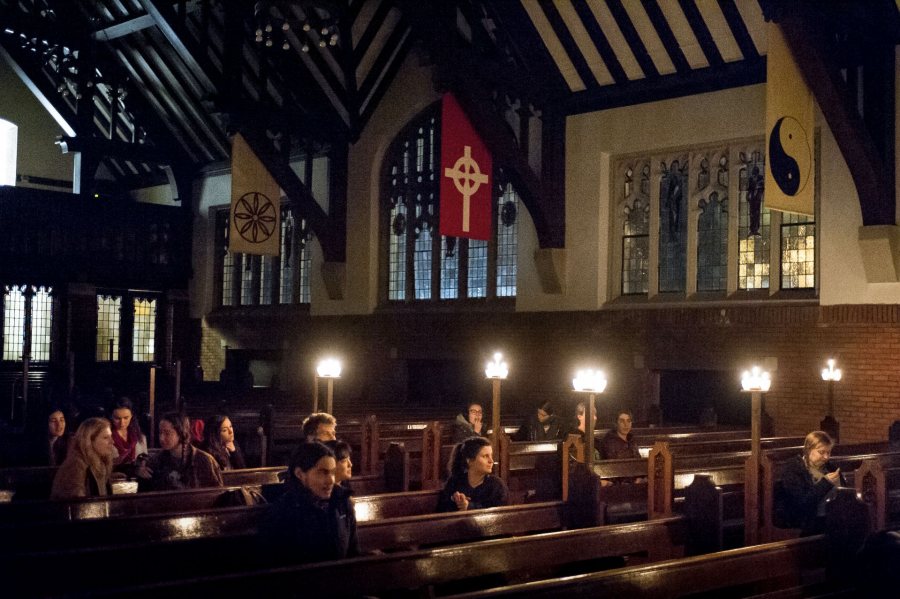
[444,145,488,233]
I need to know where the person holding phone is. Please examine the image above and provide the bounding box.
[778,430,845,535]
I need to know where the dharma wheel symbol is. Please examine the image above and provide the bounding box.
[232,192,277,243]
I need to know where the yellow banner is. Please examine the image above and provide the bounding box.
[764,22,814,216]
[229,133,281,256]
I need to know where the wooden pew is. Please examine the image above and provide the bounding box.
[31,517,688,597]
[442,487,871,599]
[856,453,900,531]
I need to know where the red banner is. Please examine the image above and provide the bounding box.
[440,93,492,240]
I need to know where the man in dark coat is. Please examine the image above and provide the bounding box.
[259,441,359,564]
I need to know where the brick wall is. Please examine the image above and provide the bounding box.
[204,303,900,444]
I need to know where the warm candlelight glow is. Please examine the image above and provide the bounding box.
[572,369,607,393]
[316,358,342,378]
[821,358,842,382]
[485,352,509,379]
[741,366,771,392]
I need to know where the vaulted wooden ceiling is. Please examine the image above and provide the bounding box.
[2,1,899,253]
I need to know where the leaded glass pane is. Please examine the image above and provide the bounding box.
[296,219,312,305]
[280,210,295,304]
[132,298,157,363]
[441,237,460,299]
[697,192,728,291]
[240,255,256,305]
[30,287,52,362]
[621,161,650,295]
[468,239,488,298]
[260,255,274,305]
[414,199,433,300]
[496,183,518,297]
[388,200,407,301]
[738,150,770,289]
[2,286,24,361]
[781,213,815,289]
[658,159,687,292]
[96,295,121,361]
[221,212,235,306]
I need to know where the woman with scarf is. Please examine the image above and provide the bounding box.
[50,417,115,499]
[109,397,148,477]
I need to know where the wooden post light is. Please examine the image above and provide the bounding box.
[573,368,608,469]
[316,358,341,414]
[484,352,509,458]
[820,358,842,442]
[742,365,771,546]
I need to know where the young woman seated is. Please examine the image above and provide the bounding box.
[437,436,509,512]
[324,440,353,490]
[136,412,223,491]
[202,414,246,471]
[50,417,115,499]
[109,397,148,477]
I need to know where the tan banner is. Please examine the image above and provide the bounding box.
[229,133,281,256]
[764,22,815,216]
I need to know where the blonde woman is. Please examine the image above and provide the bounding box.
[50,417,115,499]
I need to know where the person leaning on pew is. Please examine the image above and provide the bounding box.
[777,430,845,535]
[437,436,509,512]
[258,441,359,564]
[135,412,223,491]
[302,412,337,442]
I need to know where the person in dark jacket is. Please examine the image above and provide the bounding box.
[42,407,71,467]
[777,430,844,535]
[451,402,487,443]
[437,436,508,512]
[512,400,564,441]
[599,411,641,460]
[260,441,359,564]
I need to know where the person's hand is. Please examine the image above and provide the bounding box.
[825,469,840,485]
[135,461,153,479]
[451,491,470,510]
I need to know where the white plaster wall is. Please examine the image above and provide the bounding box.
[0,58,73,187]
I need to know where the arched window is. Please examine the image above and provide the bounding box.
[383,104,518,302]
[0,118,17,186]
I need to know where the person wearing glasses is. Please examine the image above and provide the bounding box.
[452,402,488,443]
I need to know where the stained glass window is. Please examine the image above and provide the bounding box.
[781,213,816,289]
[697,192,728,291]
[96,295,121,361]
[738,151,770,290]
[217,205,311,306]
[132,297,157,363]
[3,285,52,362]
[384,104,517,302]
[622,162,651,295]
[658,159,688,293]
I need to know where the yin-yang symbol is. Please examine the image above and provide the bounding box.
[768,116,811,196]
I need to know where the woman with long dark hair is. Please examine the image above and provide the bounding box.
[436,436,508,512]
[137,412,223,490]
[202,414,246,471]
[109,397,148,476]
[51,417,115,499]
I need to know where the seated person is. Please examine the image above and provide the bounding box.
[259,442,358,564]
[202,414,246,470]
[109,397,148,477]
[452,402,487,443]
[40,407,71,467]
[569,401,600,461]
[50,417,115,499]
[437,436,509,512]
[599,411,640,459]
[324,440,353,491]
[301,412,337,442]
[136,412,223,491]
[512,400,564,441]
[777,430,844,535]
